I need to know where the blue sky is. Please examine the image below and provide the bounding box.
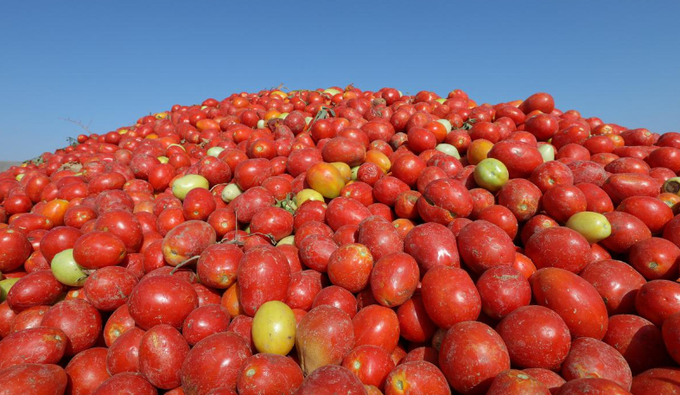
[1,1,678,161]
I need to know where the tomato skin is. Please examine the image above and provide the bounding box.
[237,353,304,395]
[556,378,632,395]
[6,270,66,311]
[600,211,652,254]
[357,216,403,262]
[604,314,671,375]
[106,327,145,375]
[439,321,510,395]
[416,178,473,225]
[531,268,609,340]
[237,245,291,316]
[325,197,371,232]
[579,259,646,315]
[476,266,531,320]
[93,372,158,395]
[497,305,571,370]
[541,185,588,224]
[635,280,680,327]
[139,324,190,390]
[488,141,544,179]
[0,327,68,369]
[561,337,632,391]
[327,243,373,293]
[457,220,515,274]
[421,266,481,329]
[384,361,451,395]
[602,173,661,206]
[617,196,674,234]
[296,305,354,376]
[295,365,366,395]
[0,228,32,272]
[83,266,138,311]
[0,364,68,395]
[628,237,680,280]
[370,252,419,308]
[127,274,199,330]
[525,227,591,273]
[486,369,551,395]
[497,178,542,222]
[403,222,459,273]
[342,345,395,390]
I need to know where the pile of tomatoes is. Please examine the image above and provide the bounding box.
[1,86,680,395]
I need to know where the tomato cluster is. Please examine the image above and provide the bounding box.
[1,86,680,394]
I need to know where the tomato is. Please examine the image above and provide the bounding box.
[0,327,68,369]
[295,365,366,395]
[579,259,646,315]
[488,141,544,179]
[604,314,670,374]
[486,369,551,395]
[557,378,632,395]
[473,158,509,192]
[0,364,68,395]
[342,345,395,390]
[251,300,296,355]
[127,274,198,330]
[417,178,473,225]
[457,220,515,274]
[369,252,419,308]
[601,211,652,253]
[327,243,373,293]
[161,220,216,266]
[477,266,531,320]
[635,280,680,326]
[296,305,354,376]
[237,353,304,395]
[237,246,291,316]
[561,337,632,391]
[0,228,32,272]
[497,178,542,222]
[306,162,346,199]
[525,227,591,273]
[565,211,611,243]
[139,324,189,389]
[403,222,459,273]
[439,321,510,395]
[421,266,481,329]
[384,361,451,395]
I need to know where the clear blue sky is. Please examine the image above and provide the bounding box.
[1,1,678,161]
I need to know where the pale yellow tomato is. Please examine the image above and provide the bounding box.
[252,301,296,355]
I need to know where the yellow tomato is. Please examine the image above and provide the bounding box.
[252,301,296,355]
[306,162,345,199]
[466,139,494,165]
[330,162,352,183]
[171,174,210,200]
[295,188,325,207]
[364,150,391,173]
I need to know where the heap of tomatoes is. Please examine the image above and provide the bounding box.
[2,86,680,395]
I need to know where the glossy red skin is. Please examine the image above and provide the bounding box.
[601,211,652,253]
[0,364,68,395]
[579,259,646,315]
[478,205,519,240]
[322,137,366,167]
[664,313,680,365]
[38,226,82,264]
[294,220,333,249]
[469,188,495,219]
[439,321,510,395]
[181,305,230,346]
[237,245,291,316]
[82,266,137,311]
[523,368,566,394]
[575,182,614,213]
[285,269,323,311]
[648,147,680,173]
[342,345,395,390]
[357,216,404,262]
[196,243,242,289]
[103,303,135,347]
[138,324,190,389]
[92,372,158,395]
[383,360,451,395]
[41,299,102,356]
[531,268,609,339]
[497,305,571,370]
[556,378,632,395]
[602,173,661,205]
[629,237,680,280]
[236,353,304,395]
[341,181,374,207]
[372,176,410,207]
[664,214,680,248]
[231,187,276,224]
[65,347,110,395]
[486,369,550,395]
[605,157,651,174]
[540,185,587,223]
[250,206,293,241]
[391,153,426,188]
[476,266,531,320]
[127,274,199,330]
[312,285,358,318]
[561,337,632,390]
[94,209,144,253]
[421,266,481,329]
[635,280,680,326]
[416,178,473,224]
[415,166,447,194]
[327,243,373,294]
[233,158,273,190]
[618,195,674,234]
[106,326,145,374]
[325,197,371,231]
[488,141,544,179]
[156,207,185,236]
[428,154,463,178]
[370,252,419,308]
[8,305,49,334]
[180,332,252,395]
[5,270,66,311]
[296,305,355,376]
[524,114,559,142]
[278,244,302,273]
[161,220,216,266]
[192,282,221,307]
[295,365,367,395]
[0,228,32,272]
[403,222,459,274]
[0,326,68,369]
[63,205,97,229]
[182,188,216,221]
[457,220,515,274]
[520,214,558,245]
[604,314,670,374]
[565,161,608,187]
[298,234,337,273]
[525,227,591,273]
[397,293,437,343]
[497,178,542,222]
[631,368,680,395]
[353,304,400,352]
[204,208,235,239]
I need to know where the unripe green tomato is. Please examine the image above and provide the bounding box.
[172,174,210,200]
[221,183,243,203]
[277,235,295,246]
[435,143,461,159]
[437,119,453,133]
[252,300,296,355]
[538,144,556,162]
[206,146,225,157]
[566,211,612,243]
[474,158,509,192]
[51,248,89,287]
[0,277,20,302]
